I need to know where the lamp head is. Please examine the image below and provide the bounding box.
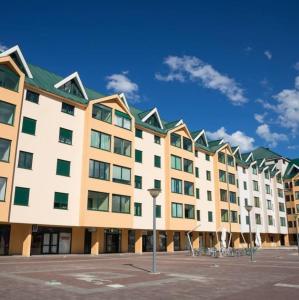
[148,188,161,198]
[245,205,253,212]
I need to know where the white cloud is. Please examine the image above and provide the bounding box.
[0,43,8,52]
[264,50,272,60]
[156,55,247,105]
[256,124,287,147]
[294,62,299,71]
[206,127,255,152]
[254,113,267,124]
[106,72,139,102]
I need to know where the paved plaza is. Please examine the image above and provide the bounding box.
[0,249,298,299]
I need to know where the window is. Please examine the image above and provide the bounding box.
[221,209,229,222]
[195,167,199,178]
[92,103,112,123]
[170,133,181,148]
[0,138,11,162]
[195,150,198,157]
[252,165,257,175]
[171,155,182,170]
[296,192,299,200]
[208,211,213,222]
[112,165,131,184]
[205,154,210,161]
[254,196,260,208]
[288,221,293,228]
[277,188,283,198]
[0,101,15,125]
[219,170,226,182]
[59,80,83,98]
[0,177,7,201]
[296,204,299,213]
[184,181,194,196]
[171,202,183,218]
[243,181,247,190]
[154,179,161,189]
[227,155,234,167]
[26,90,39,104]
[87,190,109,211]
[14,187,29,206]
[183,159,193,173]
[265,184,271,195]
[279,202,285,212]
[218,152,225,164]
[255,213,261,225]
[220,189,227,202]
[61,102,74,115]
[206,170,211,181]
[154,135,161,144]
[207,190,212,201]
[228,173,235,185]
[54,192,68,210]
[242,167,246,174]
[89,159,110,180]
[183,137,192,152]
[18,151,33,169]
[276,173,282,184]
[231,211,238,223]
[156,205,161,218]
[22,117,36,135]
[229,192,236,203]
[253,180,259,191]
[280,217,286,227]
[294,180,299,187]
[135,175,142,189]
[115,110,131,130]
[135,128,143,138]
[196,210,200,221]
[56,159,71,177]
[91,130,111,151]
[59,128,73,145]
[267,200,272,210]
[154,155,161,168]
[112,194,130,213]
[0,64,19,91]
[268,215,273,226]
[134,203,142,216]
[185,204,195,219]
[114,137,131,157]
[135,149,143,163]
[196,188,200,199]
[171,178,182,194]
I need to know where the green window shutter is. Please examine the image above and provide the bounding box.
[22,117,36,135]
[56,159,70,176]
[26,90,39,104]
[115,110,131,120]
[135,128,143,138]
[154,179,161,189]
[196,188,200,199]
[54,192,68,209]
[135,150,142,163]
[156,205,161,218]
[59,128,73,145]
[135,175,142,189]
[18,151,33,169]
[14,187,30,206]
[154,155,161,168]
[208,211,213,222]
[134,203,142,216]
[195,167,199,178]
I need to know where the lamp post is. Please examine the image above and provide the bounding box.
[295,213,299,255]
[148,188,161,274]
[245,204,253,262]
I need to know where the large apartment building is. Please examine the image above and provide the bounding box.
[0,45,293,256]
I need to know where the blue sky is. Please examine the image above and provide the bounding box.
[1,0,299,157]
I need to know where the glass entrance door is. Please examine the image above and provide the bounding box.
[42,233,58,254]
[105,230,121,253]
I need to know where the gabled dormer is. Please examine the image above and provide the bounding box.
[232,146,242,160]
[54,72,88,100]
[141,107,164,129]
[0,45,33,78]
[193,129,209,147]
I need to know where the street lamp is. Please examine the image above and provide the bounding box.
[295,213,299,255]
[245,204,253,262]
[148,188,161,274]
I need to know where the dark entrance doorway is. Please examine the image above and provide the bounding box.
[174,232,180,251]
[128,230,135,253]
[0,225,10,256]
[280,234,285,246]
[159,231,167,251]
[105,229,121,253]
[142,231,153,252]
[84,229,92,254]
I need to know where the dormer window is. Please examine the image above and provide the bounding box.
[0,64,19,92]
[59,80,84,98]
[145,114,160,128]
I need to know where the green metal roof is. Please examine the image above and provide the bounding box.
[208,139,222,147]
[284,158,299,179]
[251,147,282,161]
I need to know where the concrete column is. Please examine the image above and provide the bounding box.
[135,230,142,254]
[71,227,85,254]
[91,229,100,255]
[233,233,240,248]
[180,231,186,250]
[167,231,174,253]
[9,223,32,256]
[284,234,290,246]
[99,228,105,253]
[121,229,128,253]
[192,232,199,249]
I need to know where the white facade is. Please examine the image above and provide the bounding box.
[10,91,85,226]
